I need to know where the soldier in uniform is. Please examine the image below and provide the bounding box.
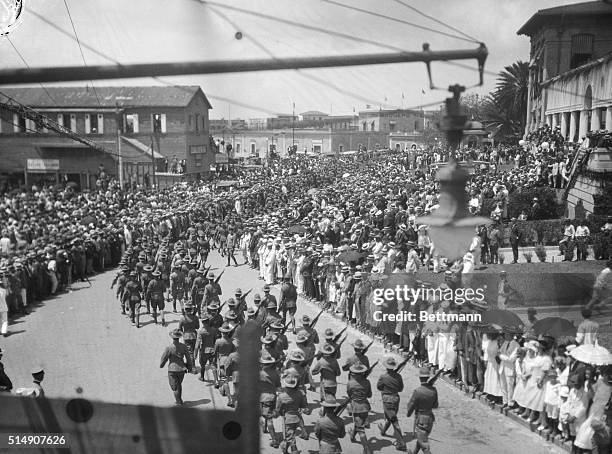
[343,338,370,371]
[322,328,342,360]
[300,315,320,344]
[225,337,240,408]
[191,266,208,314]
[282,349,310,442]
[207,303,224,330]
[141,265,154,313]
[254,294,267,326]
[160,329,193,406]
[123,271,143,327]
[268,321,289,352]
[262,333,283,370]
[377,357,407,451]
[260,352,281,447]
[169,262,186,313]
[312,343,341,400]
[202,271,221,311]
[194,313,218,383]
[214,322,236,390]
[406,367,439,454]
[314,397,346,454]
[347,363,373,454]
[279,275,298,331]
[263,299,282,331]
[261,284,277,312]
[275,374,310,454]
[178,302,200,369]
[146,270,167,325]
[111,267,129,314]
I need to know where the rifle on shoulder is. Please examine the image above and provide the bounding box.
[214,269,225,284]
[364,360,379,379]
[334,397,351,416]
[309,309,325,329]
[394,355,412,374]
[427,368,444,386]
[361,340,375,355]
[333,327,347,343]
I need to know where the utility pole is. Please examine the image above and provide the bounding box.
[115,105,123,189]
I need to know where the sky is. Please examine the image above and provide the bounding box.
[0,0,581,119]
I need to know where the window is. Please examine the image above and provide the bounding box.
[235,143,241,155]
[362,122,367,131]
[13,113,25,132]
[60,114,71,130]
[250,142,256,155]
[85,114,103,134]
[370,121,375,131]
[189,145,205,154]
[194,114,200,132]
[570,34,593,69]
[415,120,419,131]
[152,113,166,133]
[339,145,344,153]
[194,157,203,167]
[389,121,396,132]
[188,115,193,131]
[125,114,139,133]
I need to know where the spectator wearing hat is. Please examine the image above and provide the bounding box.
[559,219,576,260]
[498,328,520,410]
[347,362,373,452]
[520,336,554,423]
[145,270,167,326]
[0,348,13,392]
[275,374,310,452]
[313,397,346,454]
[377,356,406,451]
[160,329,192,406]
[312,343,341,401]
[214,323,236,390]
[260,352,281,447]
[509,217,522,264]
[574,367,612,451]
[406,366,439,454]
[194,313,218,383]
[178,303,200,369]
[482,330,503,404]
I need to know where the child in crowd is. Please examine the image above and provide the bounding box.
[558,386,571,441]
[540,368,560,435]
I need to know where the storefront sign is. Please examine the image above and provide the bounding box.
[27,159,60,171]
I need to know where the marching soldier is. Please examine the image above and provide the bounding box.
[300,314,320,344]
[322,328,342,360]
[207,303,224,330]
[194,313,218,382]
[191,266,207,313]
[347,363,373,454]
[263,298,282,331]
[225,337,240,408]
[406,367,439,454]
[314,397,346,454]
[214,322,236,390]
[145,270,167,325]
[311,343,341,400]
[203,271,220,310]
[295,330,317,391]
[261,284,277,311]
[260,352,281,448]
[169,262,186,313]
[123,271,143,328]
[269,321,289,351]
[377,357,407,451]
[178,302,200,369]
[262,333,283,370]
[279,275,298,331]
[160,329,193,406]
[112,266,129,314]
[141,264,154,313]
[275,374,311,454]
[253,294,267,326]
[283,349,310,440]
[343,338,370,371]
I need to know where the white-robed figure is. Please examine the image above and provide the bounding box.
[482,332,503,398]
[264,242,277,285]
[443,316,459,373]
[240,231,251,265]
[294,252,305,295]
[498,331,519,408]
[574,373,612,450]
[521,339,553,415]
[258,240,268,280]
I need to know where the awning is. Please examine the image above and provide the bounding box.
[121,136,165,160]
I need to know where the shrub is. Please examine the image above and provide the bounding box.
[534,244,547,262]
[523,251,533,263]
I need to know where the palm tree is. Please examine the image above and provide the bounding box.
[481,96,523,139]
[492,61,529,130]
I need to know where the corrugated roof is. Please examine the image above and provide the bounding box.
[0,86,212,109]
[517,1,612,36]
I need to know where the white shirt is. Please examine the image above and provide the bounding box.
[575,226,589,237]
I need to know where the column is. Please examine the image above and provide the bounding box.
[569,111,578,142]
[560,112,569,139]
[545,115,552,127]
[590,108,601,132]
[606,106,612,131]
[578,109,589,140]
[551,113,558,130]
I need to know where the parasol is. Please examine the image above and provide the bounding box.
[336,250,366,263]
[532,317,576,338]
[569,344,612,366]
[286,225,307,235]
[479,310,524,329]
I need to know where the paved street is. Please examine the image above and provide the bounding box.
[2,250,565,454]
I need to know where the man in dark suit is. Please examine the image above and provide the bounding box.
[509,217,522,264]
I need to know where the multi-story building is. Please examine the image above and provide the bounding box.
[0,86,213,188]
[518,0,612,138]
[357,108,426,133]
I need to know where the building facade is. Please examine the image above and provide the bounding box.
[0,86,213,188]
[357,108,425,133]
[518,1,612,138]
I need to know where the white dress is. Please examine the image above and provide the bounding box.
[513,358,529,407]
[521,354,552,411]
[574,377,612,449]
[483,338,503,397]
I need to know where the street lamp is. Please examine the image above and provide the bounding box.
[419,85,489,262]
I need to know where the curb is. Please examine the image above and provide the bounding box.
[299,294,571,453]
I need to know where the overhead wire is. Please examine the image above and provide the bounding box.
[62,0,102,108]
[320,0,479,44]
